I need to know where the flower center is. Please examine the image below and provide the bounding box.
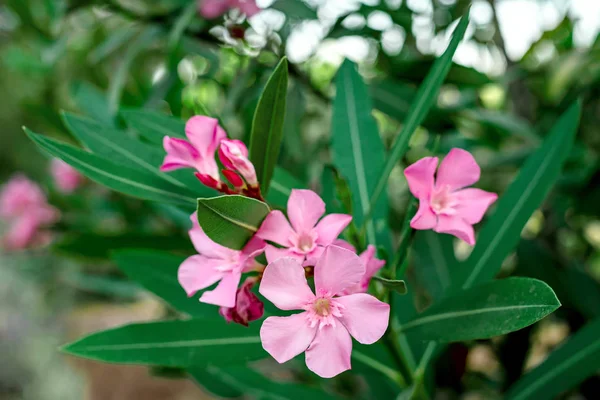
[430,186,456,215]
[313,298,331,316]
[297,234,314,252]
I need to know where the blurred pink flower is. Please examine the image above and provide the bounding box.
[199,0,260,19]
[219,139,257,186]
[178,213,266,308]
[161,116,227,190]
[219,277,264,326]
[51,159,82,193]
[259,245,390,378]
[256,189,352,266]
[404,148,498,245]
[0,175,59,250]
[341,245,386,295]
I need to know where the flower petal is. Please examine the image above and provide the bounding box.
[259,257,315,310]
[264,245,303,264]
[336,293,390,344]
[453,188,498,224]
[287,189,325,233]
[234,0,260,16]
[314,214,352,245]
[404,156,438,199]
[434,215,475,246]
[303,245,325,267]
[260,314,317,363]
[177,255,223,297]
[410,199,437,230]
[185,116,223,157]
[189,219,238,260]
[160,137,199,172]
[305,323,352,378]
[256,210,295,247]
[360,245,386,280]
[436,148,480,191]
[241,236,266,259]
[200,271,242,308]
[314,245,364,296]
[199,0,230,18]
[332,239,356,252]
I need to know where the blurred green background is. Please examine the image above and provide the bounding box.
[1,0,599,399]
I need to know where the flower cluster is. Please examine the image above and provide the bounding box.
[161,116,262,199]
[163,115,497,378]
[0,175,59,250]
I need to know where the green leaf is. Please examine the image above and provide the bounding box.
[368,11,470,212]
[506,318,600,400]
[197,195,270,250]
[401,278,560,342]
[266,167,304,209]
[413,230,457,301]
[62,112,209,194]
[61,319,264,367]
[331,60,392,252]
[112,250,215,318]
[456,101,581,290]
[270,0,318,20]
[54,232,194,261]
[120,108,186,145]
[249,57,288,195]
[372,276,407,295]
[25,129,196,207]
[71,82,114,127]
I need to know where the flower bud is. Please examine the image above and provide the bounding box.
[218,139,258,186]
[219,278,264,326]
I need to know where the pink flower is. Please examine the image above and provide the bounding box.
[256,189,352,266]
[404,148,498,245]
[199,0,260,19]
[160,116,226,189]
[50,159,82,193]
[342,245,386,295]
[178,213,266,308]
[0,175,59,250]
[219,277,264,326]
[219,139,257,186]
[259,245,390,378]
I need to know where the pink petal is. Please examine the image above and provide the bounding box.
[410,199,437,230]
[287,189,325,233]
[453,188,498,224]
[336,293,390,344]
[404,156,438,199]
[199,0,230,18]
[222,169,244,188]
[160,137,199,172]
[434,215,475,246]
[234,0,260,16]
[177,255,224,297]
[259,257,315,310]
[314,214,352,245]
[200,271,242,308]
[303,245,325,267]
[332,239,356,252]
[436,148,480,191]
[360,245,386,280]
[314,246,365,296]
[256,210,295,247]
[51,159,82,193]
[241,235,266,259]
[185,116,223,157]
[189,220,238,260]
[264,245,302,264]
[3,216,39,250]
[260,314,317,363]
[305,323,352,378]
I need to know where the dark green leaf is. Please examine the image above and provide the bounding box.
[402,278,560,342]
[249,57,288,195]
[267,167,304,209]
[270,0,317,20]
[456,101,581,289]
[120,108,186,145]
[61,319,264,367]
[372,276,407,295]
[197,195,270,250]
[71,82,114,127]
[506,318,600,400]
[112,250,215,318]
[413,230,457,301]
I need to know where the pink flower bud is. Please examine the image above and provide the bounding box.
[222,169,244,188]
[218,139,257,186]
[50,159,82,193]
[219,278,264,326]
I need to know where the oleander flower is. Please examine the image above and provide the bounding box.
[259,245,390,378]
[256,189,352,265]
[51,159,82,193]
[219,139,257,187]
[404,148,498,245]
[178,213,266,308]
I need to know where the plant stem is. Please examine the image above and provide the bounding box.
[352,351,406,388]
[384,294,414,386]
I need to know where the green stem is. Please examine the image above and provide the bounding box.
[384,293,414,386]
[352,351,406,388]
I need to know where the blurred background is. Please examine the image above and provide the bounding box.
[1,0,599,399]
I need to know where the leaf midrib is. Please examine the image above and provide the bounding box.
[72,336,261,352]
[198,201,260,232]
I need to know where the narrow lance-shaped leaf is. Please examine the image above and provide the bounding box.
[61,319,264,367]
[249,57,288,195]
[331,60,392,252]
[367,11,471,214]
[401,278,560,342]
[456,101,581,289]
[24,129,197,208]
[413,230,457,300]
[120,108,186,145]
[197,195,270,250]
[505,318,600,400]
